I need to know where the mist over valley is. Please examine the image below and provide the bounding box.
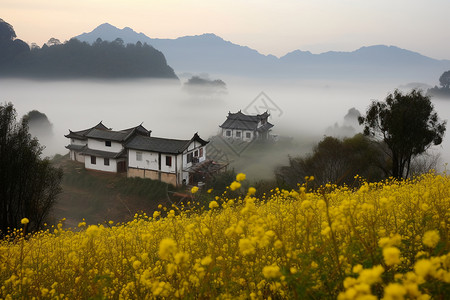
[1,76,449,180]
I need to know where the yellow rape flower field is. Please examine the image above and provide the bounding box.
[1,173,449,299]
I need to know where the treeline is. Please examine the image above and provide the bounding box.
[0,19,178,79]
[276,89,446,189]
[0,103,62,235]
[427,69,450,98]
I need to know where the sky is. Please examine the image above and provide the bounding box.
[2,0,450,59]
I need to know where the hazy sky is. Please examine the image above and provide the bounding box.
[3,0,450,59]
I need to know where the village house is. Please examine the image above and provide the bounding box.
[65,122,150,173]
[219,110,274,142]
[125,133,209,186]
[65,122,213,186]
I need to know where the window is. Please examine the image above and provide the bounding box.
[236,131,241,138]
[194,150,198,157]
[91,156,96,165]
[246,132,251,139]
[136,152,142,161]
[105,140,111,147]
[104,158,110,166]
[226,130,231,137]
[199,147,203,157]
[166,156,172,167]
[187,152,193,163]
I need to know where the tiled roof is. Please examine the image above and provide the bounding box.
[85,129,129,142]
[65,121,109,140]
[219,110,272,131]
[65,122,150,142]
[65,144,86,151]
[256,122,274,132]
[184,159,228,174]
[80,147,127,159]
[126,133,208,154]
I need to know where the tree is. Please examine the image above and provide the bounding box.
[275,134,388,188]
[358,89,446,179]
[0,18,16,41]
[46,37,61,47]
[0,103,63,236]
[439,70,450,89]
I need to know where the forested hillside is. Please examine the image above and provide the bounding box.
[0,19,178,79]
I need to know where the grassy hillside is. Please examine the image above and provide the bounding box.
[1,172,448,299]
[51,155,176,228]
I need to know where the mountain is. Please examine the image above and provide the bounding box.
[279,45,449,81]
[76,23,278,76]
[75,23,450,82]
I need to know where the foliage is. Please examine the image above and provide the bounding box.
[0,103,62,235]
[185,76,226,88]
[0,18,16,41]
[0,19,30,67]
[22,110,53,134]
[439,70,450,89]
[183,75,227,95]
[359,89,446,179]
[1,173,448,299]
[427,70,450,98]
[0,20,177,79]
[204,169,237,192]
[276,134,388,188]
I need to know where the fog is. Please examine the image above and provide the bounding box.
[1,77,449,179]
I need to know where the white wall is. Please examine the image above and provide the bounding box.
[182,143,206,169]
[88,138,123,152]
[128,149,159,170]
[71,138,87,146]
[85,155,118,172]
[176,154,184,185]
[160,153,176,173]
[222,129,254,142]
[128,149,178,173]
[70,150,85,162]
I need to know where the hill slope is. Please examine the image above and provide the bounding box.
[0,19,178,79]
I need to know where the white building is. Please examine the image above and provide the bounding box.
[219,110,274,142]
[65,122,211,186]
[126,133,208,186]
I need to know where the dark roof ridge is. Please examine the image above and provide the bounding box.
[125,133,208,154]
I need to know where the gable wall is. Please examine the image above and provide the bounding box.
[70,138,87,146]
[128,149,159,170]
[88,138,123,152]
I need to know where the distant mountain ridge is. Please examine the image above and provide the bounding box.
[75,23,450,82]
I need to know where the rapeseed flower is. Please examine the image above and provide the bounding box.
[159,238,177,260]
[230,181,241,191]
[383,247,401,266]
[0,173,448,299]
[209,201,219,209]
[383,283,407,300]
[262,265,281,279]
[239,238,255,255]
[236,173,246,182]
[248,187,256,195]
[422,230,440,248]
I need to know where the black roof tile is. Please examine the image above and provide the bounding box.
[126,133,208,154]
